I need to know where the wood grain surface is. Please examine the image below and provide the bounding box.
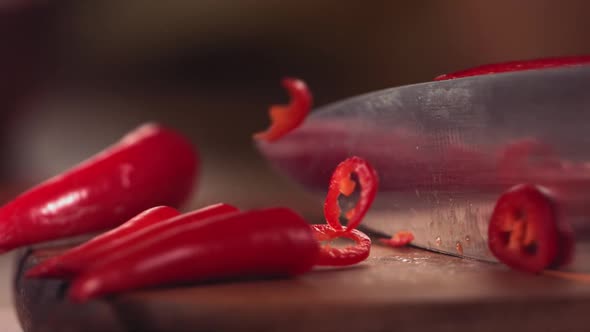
[13,241,590,332]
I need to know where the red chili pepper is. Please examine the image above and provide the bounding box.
[379,231,414,248]
[435,55,590,81]
[311,224,371,266]
[487,184,575,273]
[324,156,379,232]
[253,78,312,142]
[27,203,238,278]
[0,123,198,252]
[26,205,180,278]
[68,207,319,302]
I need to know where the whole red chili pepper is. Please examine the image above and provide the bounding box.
[435,55,590,80]
[0,123,198,252]
[27,203,238,278]
[68,207,319,302]
[253,78,312,142]
[324,156,379,232]
[488,184,574,273]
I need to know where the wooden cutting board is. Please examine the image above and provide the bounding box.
[13,240,590,332]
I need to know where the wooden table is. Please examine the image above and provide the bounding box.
[13,241,590,332]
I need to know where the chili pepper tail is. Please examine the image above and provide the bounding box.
[25,257,69,278]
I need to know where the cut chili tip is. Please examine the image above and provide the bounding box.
[253,77,312,142]
[68,208,319,302]
[379,231,414,248]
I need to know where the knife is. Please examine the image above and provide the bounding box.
[257,64,590,272]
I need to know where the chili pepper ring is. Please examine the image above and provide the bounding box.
[324,156,378,232]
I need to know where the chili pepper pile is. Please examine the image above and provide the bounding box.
[68,207,320,302]
[26,204,238,278]
[17,78,378,302]
[26,154,377,302]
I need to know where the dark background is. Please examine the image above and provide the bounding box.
[3,0,590,213]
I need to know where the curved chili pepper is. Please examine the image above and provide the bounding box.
[253,77,312,142]
[487,184,575,273]
[26,206,180,278]
[324,156,378,231]
[435,55,590,81]
[379,231,414,248]
[68,207,319,302]
[311,224,371,267]
[0,123,198,252]
[27,203,238,278]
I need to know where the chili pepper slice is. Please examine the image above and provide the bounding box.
[310,224,371,267]
[0,123,198,252]
[379,231,414,248]
[68,207,319,302]
[253,77,312,142]
[27,203,238,278]
[435,55,590,81]
[324,156,378,232]
[488,184,560,273]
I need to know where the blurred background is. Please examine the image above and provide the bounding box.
[2,0,590,330]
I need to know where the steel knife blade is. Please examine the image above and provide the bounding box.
[257,65,590,272]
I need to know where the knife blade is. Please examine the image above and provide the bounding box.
[257,65,590,272]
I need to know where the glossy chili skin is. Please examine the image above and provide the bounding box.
[0,123,198,252]
[435,55,590,80]
[26,206,180,278]
[28,203,238,278]
[68,207,319,302]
